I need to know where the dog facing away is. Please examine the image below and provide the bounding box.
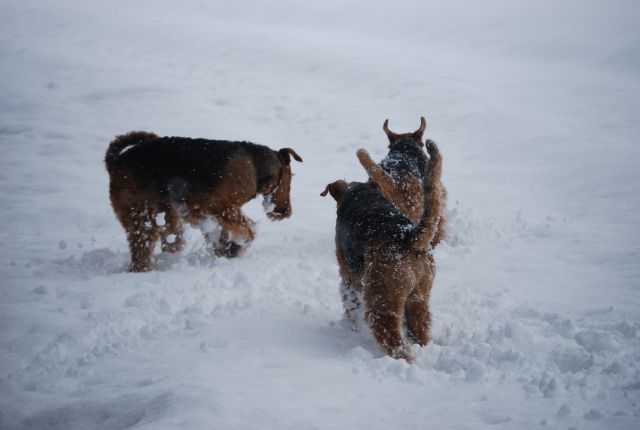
[321,139,444,362]
[105,131,302,272]
[356,117,447,246]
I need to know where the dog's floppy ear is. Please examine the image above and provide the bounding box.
[320,180,348,202]
[278,148,303,164]
[412,116,427,145]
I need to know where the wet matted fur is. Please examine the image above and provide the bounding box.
[105,131,302,272]
[321,139,444,362]
[356,117,447,246]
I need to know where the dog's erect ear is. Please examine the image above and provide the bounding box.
[412,116,427,144]
[320,180,348,202]
[383,119,398,142]
[278,148,303,164]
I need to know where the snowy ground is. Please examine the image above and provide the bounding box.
[1,0,639,428]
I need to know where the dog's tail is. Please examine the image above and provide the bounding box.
[406,139,444,252]
[105,131,159,173]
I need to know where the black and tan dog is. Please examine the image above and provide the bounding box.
[322,139,444,362]
[105,131,302,272]
[356,117,447,246]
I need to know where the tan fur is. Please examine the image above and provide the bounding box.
[424,141,447,246]
[359,244,435,361]
[356,149,424,224]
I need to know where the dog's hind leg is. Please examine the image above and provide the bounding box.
[363,253,414,362]
[405,254,435,346]
[431,213,446,247]
[340,281,362,330]
[430,183,448,247]
[335,248,364,330]
[125,207,160,272]
[404,290,431,346]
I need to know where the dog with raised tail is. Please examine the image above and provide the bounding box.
[322,137,444,362]
[105,131,302,272]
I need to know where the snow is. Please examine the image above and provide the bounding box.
[1,0,639,428]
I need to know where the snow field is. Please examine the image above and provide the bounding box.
[1,0,639,429]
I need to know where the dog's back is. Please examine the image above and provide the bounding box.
[108,137,278,202]
[380,140,428,182]
[336,182,416,276]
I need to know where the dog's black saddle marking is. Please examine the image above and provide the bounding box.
[381,139,428,181]
[336,182,416,276]
[114,137,278,200]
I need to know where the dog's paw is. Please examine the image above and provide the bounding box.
[356,148,374,166]
[392,344,416,364]
[266,210,288,221]
[214,241,245,258]
[424,139,440,161]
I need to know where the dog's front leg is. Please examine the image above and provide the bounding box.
[159,209,185,253]
[357,149,422,223]
[211,207,256,258]
[356,149,399,203]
